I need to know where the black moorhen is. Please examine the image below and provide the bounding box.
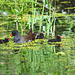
[10,29,37,43]
[36,32,45,39]
[0,38,10,44]
[48,35,62,42]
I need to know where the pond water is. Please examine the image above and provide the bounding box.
[0,0,75,75]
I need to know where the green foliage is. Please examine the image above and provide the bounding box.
[0,0,56,36]
[0,0,75,75]
[0,35,75,74]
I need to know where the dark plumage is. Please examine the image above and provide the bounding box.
[0,38,10,44]
[36,32,45,39]
[10,29,37,43]
[48,35,62,42]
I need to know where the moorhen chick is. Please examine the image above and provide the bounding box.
[0,38,10,44]
[48,35,62,42]
[36,32,45,39]
[10,29,37,43]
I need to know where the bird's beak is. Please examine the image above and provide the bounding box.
[58,34,62,38]
[10,34,12,37]
[8,38,10,40]
[60,36,62,38]
[43,32,45,35]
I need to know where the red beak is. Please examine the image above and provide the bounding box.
[58,34,62,38]
[43,32,45,35]
[8,38,10,40]
[10,34,12,37]
[60,36,62,38]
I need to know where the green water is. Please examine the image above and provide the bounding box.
[0,0,75,75]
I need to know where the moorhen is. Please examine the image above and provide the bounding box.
[48,35,62,42]
[36,32,45,39]
[10,29,37,43]
[0,38,10,44]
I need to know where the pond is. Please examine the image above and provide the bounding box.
[0,0,75,75]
